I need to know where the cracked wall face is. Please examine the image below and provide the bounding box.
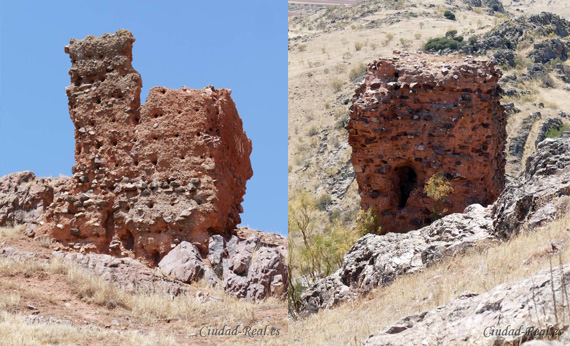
[347,51,506,233]
[37,30,252,265]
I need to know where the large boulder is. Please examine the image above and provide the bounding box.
[365,265,570,345]
[223,234,288,301]
[158,241,204,283]
[299,204,494,316]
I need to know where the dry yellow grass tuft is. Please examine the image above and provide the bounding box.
[290,213,570,345]
[0,225,26,240]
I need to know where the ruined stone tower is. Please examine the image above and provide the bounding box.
[347,51,506,233]
[36,30,253,264]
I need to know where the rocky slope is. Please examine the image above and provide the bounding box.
[300,133,570,315]
[365,264,570,345]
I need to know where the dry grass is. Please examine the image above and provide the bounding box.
[0,227,287,345]
[290,213,570,345]
[0,311,178,346]
[0,225,26,240]
[0,255,279,327]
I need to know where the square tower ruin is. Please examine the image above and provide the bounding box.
[347,51,506,233]
[37,30,253,264]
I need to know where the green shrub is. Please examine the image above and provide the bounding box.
[356,207,382,236]
[424,173,454,220]
[308,126,319,136]
[424,37,461,51]
[444,10,456,20]
[316,194,332,211]
[546,125,570,138]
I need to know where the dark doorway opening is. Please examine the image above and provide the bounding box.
[121,231,135,251]
[396,166,417,208]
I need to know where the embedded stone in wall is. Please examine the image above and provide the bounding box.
[347,51,506,233]
[36,30,253,265]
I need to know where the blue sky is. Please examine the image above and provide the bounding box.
[0,1,287,235]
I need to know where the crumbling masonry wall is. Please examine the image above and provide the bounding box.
[37,30,252,264]
[347,52,506,233]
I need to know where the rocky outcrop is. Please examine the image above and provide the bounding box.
[300,134,570,316]
[463,0,504,13]
[364,265,570,345]
[508,112,542,167]
[347,51,506,233]
[528,38,569,64]
[493,133,570,238]
[158,242,204,283]
[299,204,494,315]
[161,228,288,301]
[535,119,565,148]
[0,172,67,230]
[33,30,252,265]
[53,251,192,296]
[473,13,570,53]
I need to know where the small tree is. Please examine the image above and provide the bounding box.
[424,173,454,220]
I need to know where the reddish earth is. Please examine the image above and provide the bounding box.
[0,233,287,345]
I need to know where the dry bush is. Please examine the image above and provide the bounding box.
[331,78,346,92]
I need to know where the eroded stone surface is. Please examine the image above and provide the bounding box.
[493,133,570,238]
[0,172,67,230]
[158,241,204,283]
[299,204,494,316]
[364,265,570,345]
[35,30,252,265]
[347,51,506,233]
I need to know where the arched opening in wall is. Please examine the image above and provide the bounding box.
[395,166,417,209]
[121,231,134,251]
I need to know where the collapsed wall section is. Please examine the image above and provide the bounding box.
[347,51,506,233]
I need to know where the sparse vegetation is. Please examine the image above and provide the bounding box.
[382,33,395,46]
[356,207,382,236]
[546,124,570,138]
[348,63,367,81]
[424,173,454,220]
[354,41,364,51]
[331,78,345,92]
[298,44,307,52]
[400,38,412,48]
